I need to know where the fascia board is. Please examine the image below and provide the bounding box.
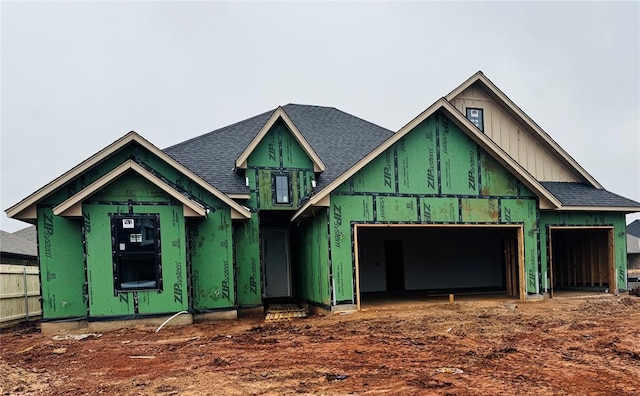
[6,131,251,220]
[235,107,326,172]
[53,160,207,217]
[551,206,640,213]
[447,72,602,188]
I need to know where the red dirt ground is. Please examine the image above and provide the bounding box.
[1,295,639,395]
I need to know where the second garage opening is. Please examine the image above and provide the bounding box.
[355,225,523,307]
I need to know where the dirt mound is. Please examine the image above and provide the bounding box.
[1,296,638,395]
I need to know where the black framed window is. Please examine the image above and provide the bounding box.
[466,108,484,132]
[274,174,290,204]
[111,214,161,291]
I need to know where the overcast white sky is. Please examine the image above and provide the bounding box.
[1,1,639,232]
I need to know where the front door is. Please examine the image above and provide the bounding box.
[262,228,291,298]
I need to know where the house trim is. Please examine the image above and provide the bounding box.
[293,98,562,222]
[445,71,602,188]
[5,131,251,220]
[52,160,207,218]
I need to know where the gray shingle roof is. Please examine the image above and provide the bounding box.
[164,104,394,194]
[541,182,640,208]
[627,234,640,254]
[1,229,37,257]
[12,226,36,244]
[628,220,640,238]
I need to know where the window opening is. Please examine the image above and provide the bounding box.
[274,174,290,204]
[111,214,161,291]
[466,108,484,132]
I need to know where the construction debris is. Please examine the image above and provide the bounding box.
[265,304,307,322]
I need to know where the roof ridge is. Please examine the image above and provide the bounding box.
[283,104,394,134]
[164,108,277,151]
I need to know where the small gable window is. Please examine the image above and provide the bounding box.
[111,214,162,292]
[466,108,484,132]
[274,174,290,204]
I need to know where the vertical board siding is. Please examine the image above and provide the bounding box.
[0,265,41,325]
[451,84,579,183]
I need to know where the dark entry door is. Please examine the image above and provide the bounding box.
[262,229,291,298]
[385,240,405,292]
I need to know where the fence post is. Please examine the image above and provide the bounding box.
[23,267,29,321]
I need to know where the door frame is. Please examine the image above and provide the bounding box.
[547,226,616,297]
[354,224,525,310]
[261,227,292,299]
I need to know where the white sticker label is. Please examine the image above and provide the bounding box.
[130,234,142,243]
[119,243,126,251]
[123,219,134,228]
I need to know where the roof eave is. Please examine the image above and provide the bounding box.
[52,160,207,218]
[550,205,640,213]
[5,131,251,220]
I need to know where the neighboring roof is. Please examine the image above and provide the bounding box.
[541,182,640,211]
[164,104,394,194]
[628,234,640,254]
[5,132,251,220]
[12,226,36,244]
[293,98,565,221]
[0,230,37,258]
[627,220,640,238]
[445,71,602,188]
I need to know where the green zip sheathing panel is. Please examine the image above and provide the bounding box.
[189,210,235,310]
[419,197,458,222]
[34,143,240,320]
[234,216,262,306]
[37,207,85,319]
[248,120,314,170]
[330,195,374,302]
[247,120,315,210]
[84,203,188,317]
[295,210,331,306]
[539,211,627,291]
[41,142,229,211]
[328,111,540,303]
[501,199,539,293]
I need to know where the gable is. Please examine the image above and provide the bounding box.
[247,119,314,170]
[446,72,600,187]
[52,162,208,218]
[236,107,325,172]
[294,98,561,222]
[449,82,579,183]
[335,111,535,199]
[5,132,251,221]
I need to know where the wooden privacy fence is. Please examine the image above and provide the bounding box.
[0,264,41,326]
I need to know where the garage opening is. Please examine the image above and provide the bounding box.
[548,227,614,296]
[355,225,523,308]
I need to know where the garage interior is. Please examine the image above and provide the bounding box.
[355,225,522,306]
[549,227,614,295]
